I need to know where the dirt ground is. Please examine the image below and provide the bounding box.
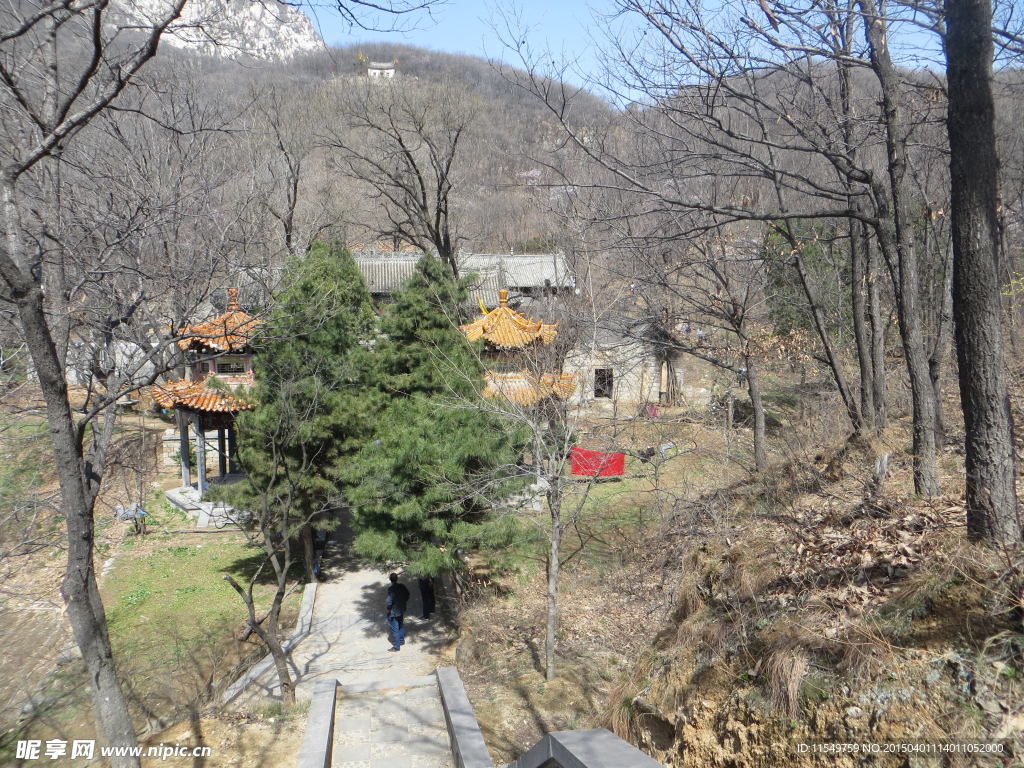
[142,712,304,768]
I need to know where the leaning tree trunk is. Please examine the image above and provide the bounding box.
[225,572,296,705]
[945,0,1020,543]
[773,211,861,431]
[2,257,140,765]
[257,625,295,706]
[860,0,941,495]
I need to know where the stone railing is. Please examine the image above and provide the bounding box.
[436,666,495,768]
[501,729,664,768]
[296,678,338,768]
[435,666,666,768]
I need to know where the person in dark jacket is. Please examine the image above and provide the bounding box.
[417,576,435,620]
[385,573,410,651]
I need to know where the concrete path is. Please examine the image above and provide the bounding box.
[236,545,453,768]
[333,682,451,768]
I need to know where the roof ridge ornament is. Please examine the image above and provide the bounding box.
[459,287,558,348]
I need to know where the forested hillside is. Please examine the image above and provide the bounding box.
[2,1,1024,766]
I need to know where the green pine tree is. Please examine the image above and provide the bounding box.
[344,255,526,576]
[210,242,376,705]
[217,242,377,576]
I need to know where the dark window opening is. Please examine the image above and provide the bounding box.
[594,368,613,399]
[216,358,246,375]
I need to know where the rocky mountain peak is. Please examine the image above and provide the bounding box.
[117,0,323,61]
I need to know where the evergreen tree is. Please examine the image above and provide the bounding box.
[212,242,375,703]
[344,255,524,576]
[232,242,377,547]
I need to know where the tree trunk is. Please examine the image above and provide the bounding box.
[838,38,874,435]
[865,224,888,429]
[725,391,734,458]
[860,0,941,495]
[850,220,877,432]
[929,356,947,446]
[301,523,317,583]
[3,260,140,765]
[261,627,295,706]
[662,356,680,406]
[225,573,295,705]
[746,360,768,472]
[928,240,954,446]
[875,219,940,495]
[545,485,561,681]
[945,0,1020,542]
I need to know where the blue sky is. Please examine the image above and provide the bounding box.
[301,0,616,88]
[299,0,946,95]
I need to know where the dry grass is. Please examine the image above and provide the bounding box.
[456,369,1024,765]
[763,644,810,717]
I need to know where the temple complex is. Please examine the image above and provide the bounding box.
[153,288,259,494]
[459,289,576,406]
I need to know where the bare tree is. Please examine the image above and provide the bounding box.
[500,0,958,494]
[0,3,191,760]
[322,76,478,277]
[945,0,1020,542]
[243,81,345,260]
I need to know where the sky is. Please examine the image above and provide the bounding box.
[301,0,618,89]
[298,0,948,97]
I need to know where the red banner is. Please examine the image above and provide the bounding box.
[569,446,626,477]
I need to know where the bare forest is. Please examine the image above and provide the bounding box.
[2,0,1024,766]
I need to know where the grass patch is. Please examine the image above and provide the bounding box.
[102,532,301,714]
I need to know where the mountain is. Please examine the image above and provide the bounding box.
[117,0,323,61]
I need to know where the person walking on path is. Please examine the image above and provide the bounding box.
[385,573,410,651]
[417,576,435,620]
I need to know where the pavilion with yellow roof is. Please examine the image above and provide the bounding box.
[459,289,577,406]
[153,288,259,494]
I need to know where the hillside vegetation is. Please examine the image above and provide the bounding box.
[3,0,1024,762]
[454,376,1024,766]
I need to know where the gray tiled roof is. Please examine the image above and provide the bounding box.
[353,252,573,305]
[357,257,420,294]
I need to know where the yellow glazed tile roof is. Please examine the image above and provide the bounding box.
[152,374,256,413]
[459,289,558,349]
[482,370,577,406]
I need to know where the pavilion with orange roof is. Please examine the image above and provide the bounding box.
[459,289,576,406]
[153,288,259,494]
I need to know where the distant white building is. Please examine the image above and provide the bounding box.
[367,61,396,79]
[565,316,711,410]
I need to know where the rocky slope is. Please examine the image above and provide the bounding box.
[610,435,1024,767]
[116,0,322,60]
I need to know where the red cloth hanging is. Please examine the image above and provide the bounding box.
[570,446,626,477]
